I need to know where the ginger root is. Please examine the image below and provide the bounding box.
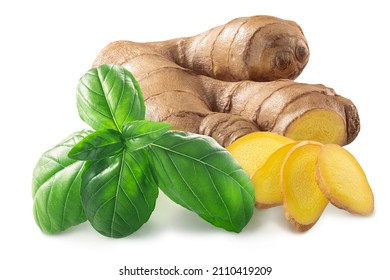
[281,141,328,231]
[226,131,293,176]
[316,144,374,215]
[228,131,374,231]
[252,142,299,208]
[93,15,360,147]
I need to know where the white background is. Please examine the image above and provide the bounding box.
[1,0,388,279]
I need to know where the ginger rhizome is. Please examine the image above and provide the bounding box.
[227,132,374,232]
[316,144,374,215]
[252,142,299,208]
[92,15,360,147]
[226,131,294,175]
[281,141,329,231]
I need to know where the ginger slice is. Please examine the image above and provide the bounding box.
[226,131,294,176]
[316,144,374,215]
[281,141,328,231]
[285,109,346,145]
[252,142,299,209]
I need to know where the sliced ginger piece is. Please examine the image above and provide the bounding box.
[285,109,347,145]
[226,131,294,176]
[281,141,328,231]
[252,142,299,209]
[316,144,374,215]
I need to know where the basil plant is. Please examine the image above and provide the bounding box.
[32,64,255,238]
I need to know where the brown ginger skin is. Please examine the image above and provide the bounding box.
[159,15,310,82]
[93,15,359,147]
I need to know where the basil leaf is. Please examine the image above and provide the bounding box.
[149,131,255,233]
[81,149,158,238]
[32,130,92,234]
[76,64,145,132]
[122,120,172,152]
[68,129,124,161]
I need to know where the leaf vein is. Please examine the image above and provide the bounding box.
[165,152,212,216]
[148,147,192,210]
[61,161,86,228]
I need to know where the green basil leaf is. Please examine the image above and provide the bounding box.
[76,64,145,132]
[68,129,124,161]
[81,149,158,238]
[122,120,172,152]
[149,131,255,233]
[32,130,92,234]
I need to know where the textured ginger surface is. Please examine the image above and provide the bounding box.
[252,142,299,208]
[93,15,360,147]
[226,132,293,176]
[316,144,374,215]
[281,142,328,231]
